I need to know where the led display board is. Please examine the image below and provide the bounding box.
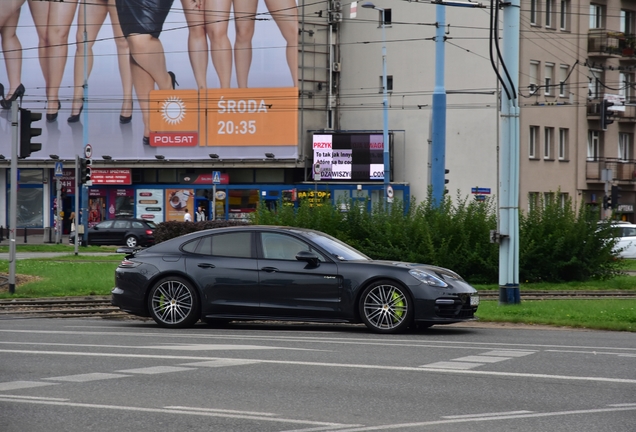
[312,133,387,181]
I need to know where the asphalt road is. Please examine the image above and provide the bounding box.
[0,318,634,432]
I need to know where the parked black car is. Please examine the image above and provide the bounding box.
[71,218,156,247]
[111,226,479,333]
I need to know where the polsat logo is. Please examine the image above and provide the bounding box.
[150,92,199,147]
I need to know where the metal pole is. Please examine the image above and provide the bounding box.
[56,178,61,244]
[498,0,521,304]
[212,184,217,220]
[431,4,447,206]
[74,154,79,254]
[81,0,89,245]
[8,101,19,294]
[380,9,389,210]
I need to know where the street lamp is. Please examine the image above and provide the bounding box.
[362,1,390,209]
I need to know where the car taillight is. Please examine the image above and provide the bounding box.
[146,230,153,235]
[119,259,141,268]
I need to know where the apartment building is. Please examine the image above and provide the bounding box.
[520,0,636,219]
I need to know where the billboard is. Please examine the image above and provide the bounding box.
[312,133,387,181]
[0,0,299,161]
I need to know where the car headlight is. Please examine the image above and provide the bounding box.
[409,269,448,287]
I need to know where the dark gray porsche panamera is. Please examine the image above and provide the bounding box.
[111,226,479,334]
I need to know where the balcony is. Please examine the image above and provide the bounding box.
[588,29,624,56]
[587,101,601,118]
[586,157,636,182]
[617,104,636,122]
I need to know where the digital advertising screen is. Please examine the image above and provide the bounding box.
[312,133,387,181]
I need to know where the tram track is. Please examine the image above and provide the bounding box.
[0,291,635,319]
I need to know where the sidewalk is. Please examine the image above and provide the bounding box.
[0,233,72,246]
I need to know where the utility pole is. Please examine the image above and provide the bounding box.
[431,3,447,206]
[8,101,19,294]
[498,0,521,304]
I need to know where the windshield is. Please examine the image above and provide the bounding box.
[302,231,370,261]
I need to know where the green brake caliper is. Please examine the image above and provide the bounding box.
[392,291,404,322]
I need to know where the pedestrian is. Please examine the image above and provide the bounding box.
[195,205,206,222]
[184,208,192,222]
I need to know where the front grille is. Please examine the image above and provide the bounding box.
[435,296,476,319]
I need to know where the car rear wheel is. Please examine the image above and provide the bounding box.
[148,277,200,328]
[359,280,413,334]
[125,235,138,247]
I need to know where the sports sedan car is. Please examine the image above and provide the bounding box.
[111,226,479,333]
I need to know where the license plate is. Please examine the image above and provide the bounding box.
[470,295,480,306]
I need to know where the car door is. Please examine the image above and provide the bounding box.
[257,232,342,319]
[89,220,114,244]
[185,231,260,317]
[111,220,130,245]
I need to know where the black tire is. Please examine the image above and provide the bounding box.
[359,280,413,334]
[148,277,200,328]
[125,235,138,247]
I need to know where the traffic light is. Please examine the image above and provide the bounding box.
[19,108,42,158]
[79,158,92,184]
[611,185,621,208]
[603,194,611,210]
[444,169,450,194]
[60,186,67,200]
[601,99,615,131]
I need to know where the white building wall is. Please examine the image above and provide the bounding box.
[336,2,499,203]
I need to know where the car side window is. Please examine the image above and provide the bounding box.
[96,220,113,229]
[260,233,325,261]
[131,221,144,228]
[192,233,252,258]
[113,220,129,229]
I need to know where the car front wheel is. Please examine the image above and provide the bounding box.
[148,277,200,328]
[359,280,413,334]
[125,235,138,247]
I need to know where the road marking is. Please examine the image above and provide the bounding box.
[6,328,636,354]
[0,394,68,401]
[0,397,359,428]
[0,381,58,391]
[43,372,129,382]
[2,349,635,384]
[420,361,483,369]
[116,366,195,374]
[164,406,277,416]
[451,355,512,363]
[325,405,636,431]
[181,359,260,367]
[143,344,296,351]
[442,410,533,419]
[546,349,636,357]
[482,350,535,357]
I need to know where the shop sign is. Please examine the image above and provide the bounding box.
[90,169,132,185]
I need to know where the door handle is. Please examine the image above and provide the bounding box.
[261,267,278,272]
[197,263,215,268]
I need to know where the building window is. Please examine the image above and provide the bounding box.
[590,4,603,29]
[377,8,392,25]
[545,63,554,95]
[621,10,634,35]
[559,128,568,160]
[529,61,539,94]
[530,126,539,158]
[560,192,569,209]
[560,0,570,30]
[589,69,602,99]
[546,0,554,27]
[528,192,539,212]
[619,133,632,161]
[620,72,634,102]
[544,192,555,206]
[544,127,554,159]
[379,75,393,93]
[559,64,569,97]
[588,130,600,161]
[530,0,538,24]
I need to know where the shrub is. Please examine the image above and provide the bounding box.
[154,220,249,243]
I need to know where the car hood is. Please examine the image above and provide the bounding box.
[365,260,465,281]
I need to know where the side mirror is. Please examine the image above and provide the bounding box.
[93,226,99,230]
[296,250,319,266]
